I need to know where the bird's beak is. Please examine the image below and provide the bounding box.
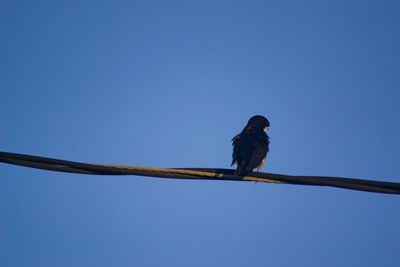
[264,126,269,132]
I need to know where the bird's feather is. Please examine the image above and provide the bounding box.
[246,133,269,171]
[231,134,240,166]
[231,131,269,176]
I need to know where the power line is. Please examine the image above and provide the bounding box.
[1,151,399,195]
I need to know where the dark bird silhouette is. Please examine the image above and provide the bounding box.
[231,115,270,176]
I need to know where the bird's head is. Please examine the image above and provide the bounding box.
[245,115,270,132]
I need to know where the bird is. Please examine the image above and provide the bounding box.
[231,115,270,176]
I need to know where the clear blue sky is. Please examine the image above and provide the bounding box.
[1,0,399,266]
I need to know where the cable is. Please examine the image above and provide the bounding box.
[1,151,399,194]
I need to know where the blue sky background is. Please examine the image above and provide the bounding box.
[1,0,399,266]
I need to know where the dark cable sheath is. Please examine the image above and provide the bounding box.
[1,151,399,195]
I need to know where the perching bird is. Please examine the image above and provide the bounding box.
[231,115,270,176]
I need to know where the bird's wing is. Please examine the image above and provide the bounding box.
[246,134,269,171]
[231,134,240,166]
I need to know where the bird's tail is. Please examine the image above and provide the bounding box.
[235,164,251,176]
